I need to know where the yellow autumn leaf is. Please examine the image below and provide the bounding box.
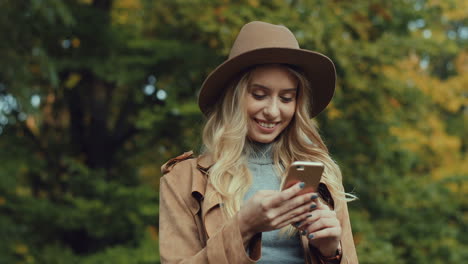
[248,0,260,8]
[383,54,467,113]
[326,104,342,120]
[428,0,468,20]
[71,37,80,48]
[14,244,28,255]
[26,117,39,136]
[115,0,142,9]
[65,73,82,89]
[148,225,158,241]
[16,186,32,197]
[78,0,92,4]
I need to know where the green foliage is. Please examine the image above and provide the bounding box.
[0,0,466,263]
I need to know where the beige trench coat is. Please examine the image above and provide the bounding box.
[159,151,358,264]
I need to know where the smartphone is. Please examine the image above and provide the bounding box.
[281,161,324,195]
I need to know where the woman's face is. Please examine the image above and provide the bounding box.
[245,65,298,143]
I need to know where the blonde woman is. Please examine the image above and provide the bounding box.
[159,21,358,264]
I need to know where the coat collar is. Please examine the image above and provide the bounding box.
[190,153,213,200]
[196,153,214,171]
[192,153,225,237]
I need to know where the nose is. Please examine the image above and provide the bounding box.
[263,98,280,118]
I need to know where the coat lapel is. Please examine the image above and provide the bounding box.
[194,154,226,238]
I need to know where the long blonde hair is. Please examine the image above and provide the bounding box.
[202,64,355,231]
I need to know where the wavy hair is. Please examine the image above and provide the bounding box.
[202,64,355,235]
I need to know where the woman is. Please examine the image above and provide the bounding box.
[159,21,358,263]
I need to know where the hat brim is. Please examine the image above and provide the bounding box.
[198,47,336,117]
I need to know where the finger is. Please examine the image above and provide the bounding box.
[304,214,340,236]
[252,190,279,200]
[309,192,319,200]
[290,213,314,229]
[273,202,321,230]
[274,211,313,230]
[276,191,319,215]
[291,201,334,228]
[295,197,332,226]
[313,195,331,210]
[265,192,317,228]
[257,190,279,196]
[271,199,317,227]
[294,209,338,233]
[306,226,341,241]
[299,207,337,224]
[265,182,305,208]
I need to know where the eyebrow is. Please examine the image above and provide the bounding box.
[250,83,297,92]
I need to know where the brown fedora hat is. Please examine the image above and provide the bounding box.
[198,21,336,117]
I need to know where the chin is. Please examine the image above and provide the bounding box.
[255,138,274,144]
[248,134,277,144]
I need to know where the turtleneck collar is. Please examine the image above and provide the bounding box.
[246,140,274,165]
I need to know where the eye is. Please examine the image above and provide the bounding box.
[280,96,294,103]
[280,92,296,103]
[252,93,266,100]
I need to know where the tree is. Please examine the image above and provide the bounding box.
[0,0,466,263]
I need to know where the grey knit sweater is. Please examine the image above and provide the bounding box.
[244,142,304,263]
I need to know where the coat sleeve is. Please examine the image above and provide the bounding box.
[312,183,358,264]
[159,166,261,264]
[336,198,358,264]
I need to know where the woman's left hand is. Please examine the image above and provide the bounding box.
[296,194,341,257]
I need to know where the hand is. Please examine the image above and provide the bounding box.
[296,196,341,257]
[237,182,318,242]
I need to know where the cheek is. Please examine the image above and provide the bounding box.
[246,100,263,116]
[283,104,296,122]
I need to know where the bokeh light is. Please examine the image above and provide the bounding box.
[31,94,41,108]
[0,115,7,125]
[419,56,430,69]
[447,30,457,39]
[408,19,425,31]
[62,39,71,49]
[18,112,27,121]
[143,84,155,95]
[423,29,432,39]
[156,89,167,101]
[459,27,468,39]
[2,94,17,114]
[148,75,157,85]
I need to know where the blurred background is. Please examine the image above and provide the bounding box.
[0,0,466,263]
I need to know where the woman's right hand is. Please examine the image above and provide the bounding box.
[237,182,318,242]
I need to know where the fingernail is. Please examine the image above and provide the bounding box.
[301,230,307,236]
[307,214,312,218]
[310,194,318,200]
[308,233,314,239]
[299,182,305,189]
[293,221,302,227]
[310,204,317,209]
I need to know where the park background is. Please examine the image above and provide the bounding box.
[0,0,467,263]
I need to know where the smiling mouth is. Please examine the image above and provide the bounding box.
[256,119,279,129]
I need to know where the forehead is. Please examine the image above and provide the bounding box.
[249,65,298,89]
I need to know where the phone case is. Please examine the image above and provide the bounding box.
[282,161,324,195]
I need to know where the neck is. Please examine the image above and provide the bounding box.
[245,140,274,165]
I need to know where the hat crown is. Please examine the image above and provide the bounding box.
[229,21,300,59]
[199,21,335,117]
